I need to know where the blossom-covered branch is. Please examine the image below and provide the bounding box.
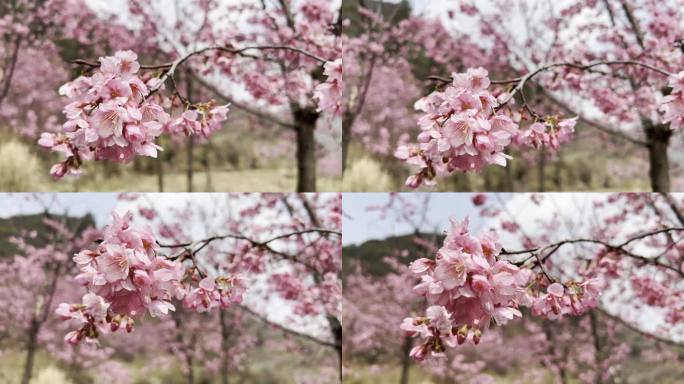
[399,57,677,188]
[55,212,246,345]
[501,227,684,277]
[39,42,339,178]
[400,215,684,361]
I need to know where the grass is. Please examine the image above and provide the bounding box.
[1,346,338,384]
[345,359,684,384]
[344,362,531,384]
[41,168,341,192]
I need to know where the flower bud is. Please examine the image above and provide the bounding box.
[456,324,469,345]
[472,328,482,344]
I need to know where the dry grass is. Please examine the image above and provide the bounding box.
[40,168,341,192]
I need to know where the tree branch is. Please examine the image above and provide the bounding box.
[238,305,338,349]
[501,227,684,276]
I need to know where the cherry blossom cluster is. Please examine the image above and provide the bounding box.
[56,212,183,344]
[395,68,519,188]
[183,275,247,313]
[167,103,230,138]
[531,280,600,320]
[39,50,230,178]
[395,67,583,188]
[516,117,577,151]
[401,217,602,361]
[401,217,531,360]
[56,212,245,345]
[660,71,684,131]
[314,59,343,118]
[631,275,683,325]
[38,51,168,177]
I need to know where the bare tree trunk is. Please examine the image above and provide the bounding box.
[590,311,603,384]
[538,145,546,192]
[342,113,352,173]
[505,159,514,191]
[553,152,563,190]
[204,140,213,192]
[157,155,164,192]
[20,318,40,384]
[399,336,413,384]
[325,315,343,383]
[0,36,22,108]
[293,107,319,192]
[186,73,194,192]
[644,122,672,192]
[186,355,194,384]
[187,135,194,192]
[483,168,493,190]
[220,311,231,384]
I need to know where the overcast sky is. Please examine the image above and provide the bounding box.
[342,193,490,246]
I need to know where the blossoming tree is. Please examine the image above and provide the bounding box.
[0,192,341,383]
[343,0,684,192]
[344,192,684,382]
[2,0,342,192]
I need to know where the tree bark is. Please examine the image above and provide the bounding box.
[553,151,563,190]
[204,140,213,192]
[20,318,40,384]
[590,311,603,384]
[505,160,514,191]
[187,135,194,192]
[644,122,672,192]
[220,310,231,384]
[342,112,352,173]
[157,155,164,192]
[325,314,343,383]
[399,336,413,384]
[186,73,194,192]
[293,107,319,192]
[186,354,194,384]
[538,145,546,192]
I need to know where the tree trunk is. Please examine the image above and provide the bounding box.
[186,354,194,384]
[553,152,563,190]
[399,336,413,384]
[645,122,672,192]
[293,107,319,192]
[157,155,164,192]
[505,159,514,191]
[220,311,231,384]
[323,314,343,383]
[590,311,603,384]
[204,140,213,192]
[342,113,352,174]
[20,318,40,384]
[187,135,194,192]
[538,145,546,192]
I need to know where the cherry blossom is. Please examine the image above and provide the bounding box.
[661,71,684,131]
[57,211,245,345]
[395,68,519,188]
[38,51,169,177]
[314,59,343,118]
[400,214,611,361]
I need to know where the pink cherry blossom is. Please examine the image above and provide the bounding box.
[396,68,519,188]
[58,211,245,344]
[40,51,168,177]
[314,59,343,118]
